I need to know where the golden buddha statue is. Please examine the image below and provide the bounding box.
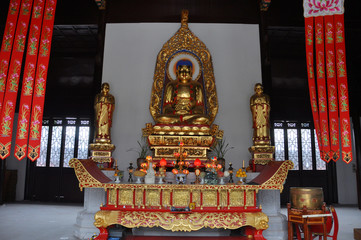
[155,60,210,125]
[250,83,271,146]
[94,82,115,143]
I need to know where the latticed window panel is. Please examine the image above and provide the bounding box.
[37,126,49,167]
[301,129,313,170]
[287,129,299,170]
[77,126,90,159]
[49,126,63,167]
[63,126,76,168]
[274,129,285,161]
[314,130,326,170]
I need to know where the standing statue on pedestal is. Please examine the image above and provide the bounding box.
[250,83,271,146]
[94,83,115,143]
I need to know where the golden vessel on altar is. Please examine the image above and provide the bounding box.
[290,187,324,210]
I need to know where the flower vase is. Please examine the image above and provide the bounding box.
[134,176,143,184]
[158,176,165,184]
[218,177,225,185]
[175,173,187,184]
[115,176,121,183]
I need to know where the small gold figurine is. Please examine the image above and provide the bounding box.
[94,82,115,143]
[250,83,271,146]
[155,60,210,125]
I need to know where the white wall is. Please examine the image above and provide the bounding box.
[102,23,261,172]
[336,120,358,204]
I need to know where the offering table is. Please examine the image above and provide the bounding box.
[70,159,293,240]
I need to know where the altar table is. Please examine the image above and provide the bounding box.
[70,159,293,240]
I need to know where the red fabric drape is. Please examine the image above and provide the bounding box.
[28,0,57,161]
[15,0,46,160]
[0,0,33,159]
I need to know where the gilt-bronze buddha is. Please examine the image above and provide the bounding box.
[156,60,210,125]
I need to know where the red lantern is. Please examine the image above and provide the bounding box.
[160,158,167,167]
[194,158,201,167]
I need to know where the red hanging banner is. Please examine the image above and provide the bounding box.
[14,0,46,160]
[324,15,340,161]
[334,14,352,164]
[28,0,57,161]
[303,0,352,163]
[0,0,34,159]
[314,16,331,162]
[0,0,22,113]
[304,17,323,158]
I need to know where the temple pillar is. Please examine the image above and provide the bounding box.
[258,189,288,240]
[74,170,113,239]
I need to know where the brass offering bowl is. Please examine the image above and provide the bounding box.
[290,187,324,210]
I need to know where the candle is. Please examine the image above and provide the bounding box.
[242,160,245,168]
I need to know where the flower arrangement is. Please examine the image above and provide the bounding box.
[140,155,155,173]
[127,136,151,159]
[171,142,190,175]
[204,156,223,184]
[205,156,223,175]
[210,138,234,159]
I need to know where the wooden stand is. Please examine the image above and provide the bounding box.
[287,203,331,240]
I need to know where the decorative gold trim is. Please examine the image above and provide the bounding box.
[149,10,218,124]
[71,159,293,192]
[94,210,268,232]
[69,158,106,190]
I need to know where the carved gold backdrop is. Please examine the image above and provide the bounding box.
[102,23,261,171]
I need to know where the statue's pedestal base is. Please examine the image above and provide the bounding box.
[249,145,275,172]
[143,123,223,164]
[74,170,114,239]
[89,143,115,168]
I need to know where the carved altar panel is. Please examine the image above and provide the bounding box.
[146,189,161,208]
[173,189,190,207]
[162,189,171,207]
[219,189,228,208]
[135,189,144,207]
[119,189,133,206]
[192,190,201,207]
[246,190,255,207]
[229,189,244,207]
[108,189,117,205]
[202,190,217,207]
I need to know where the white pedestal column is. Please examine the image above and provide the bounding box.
[74,188,106,239]
[258,190,288,240]
[74,170,113,239]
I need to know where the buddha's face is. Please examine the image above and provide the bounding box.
[102,84,110,95]
[177,65,192,82]
[255,84,263,95]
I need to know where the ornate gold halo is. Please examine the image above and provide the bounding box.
[166,51,202,81]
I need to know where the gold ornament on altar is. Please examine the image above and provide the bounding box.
[250,83,271,146]
[94,83,115,144]
[171,142,190,176]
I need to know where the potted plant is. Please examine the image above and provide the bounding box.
[127,136,151,170]
[210,138,234,169]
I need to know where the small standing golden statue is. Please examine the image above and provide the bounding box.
[94,82,115,143]
[250,83,271,146]
[249,83,274,171]
[90,82,116,166]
